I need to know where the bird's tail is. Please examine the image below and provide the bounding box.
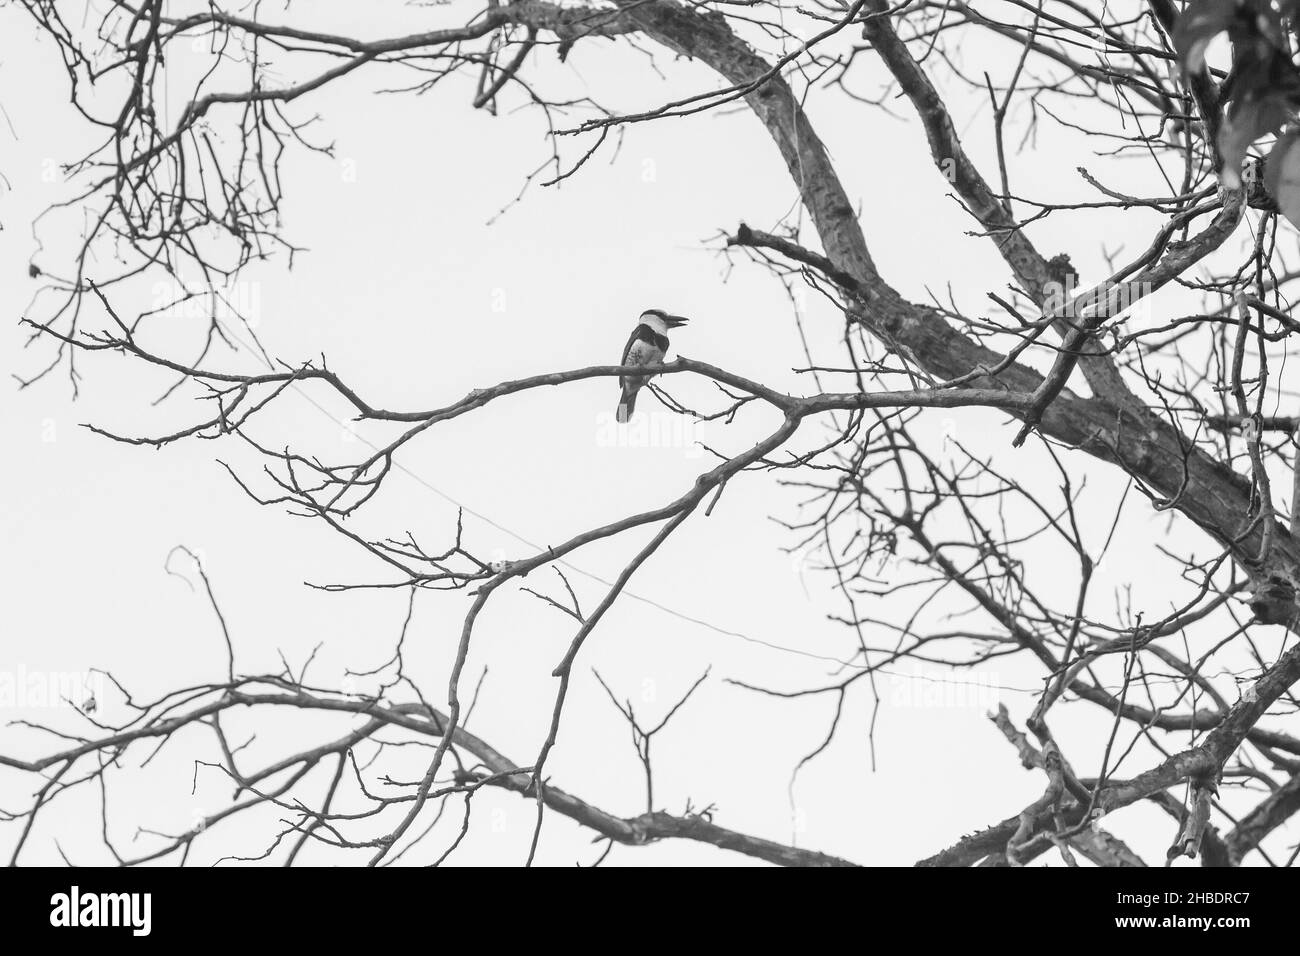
[616,386,637,423]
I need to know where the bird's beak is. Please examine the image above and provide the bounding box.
[667,315,690,328]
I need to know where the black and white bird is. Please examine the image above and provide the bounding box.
[616,308,689,422]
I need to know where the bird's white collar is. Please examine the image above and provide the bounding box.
[640,312,669,335]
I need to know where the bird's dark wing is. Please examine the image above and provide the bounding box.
[620,325,648,365]
[620,323,653,389]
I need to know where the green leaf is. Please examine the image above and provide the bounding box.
[1220,94,1289,187]
[1265,132,1300,227]
[1173,0,1241,73]
[1217,43,1300,186]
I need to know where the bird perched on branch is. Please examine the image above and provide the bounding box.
[616,308,689,422]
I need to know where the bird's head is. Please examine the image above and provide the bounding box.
[641,308,690,330]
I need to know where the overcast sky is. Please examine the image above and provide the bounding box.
[0,1,1251,866]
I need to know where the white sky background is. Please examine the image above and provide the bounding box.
[0,2,1279,866]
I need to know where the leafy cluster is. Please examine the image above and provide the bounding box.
[1176,0,1300,216]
